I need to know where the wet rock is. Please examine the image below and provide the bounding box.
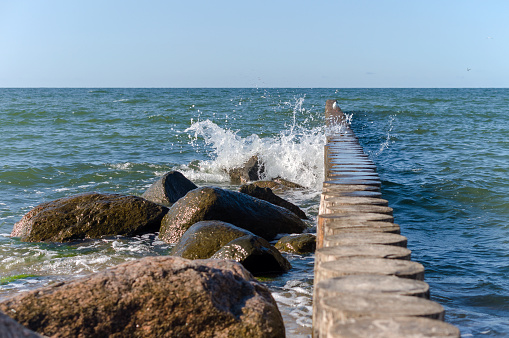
[11,192,169,242]
[171,221,291,275]
[248,179,305,193]
[228,155,265,184]
[171,220,253,259]
[0,256,285,338]
[273,177,305,189]
[239,184,308,219]
[159,186,307,244]
[0,311,44,338]
[212,235,292,275]
[141,171,198,206]
[275,234,316,254]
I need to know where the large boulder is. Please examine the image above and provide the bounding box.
[171,221,291,275]
[11,192,169,242]
[1,311,43,338]
[239,184,307,219]
[171,220,253,259]
[212,235,292,275]
[0,256,285,338]
[141,171,198,206]
[228,155,265,184]
[159,186,307,244]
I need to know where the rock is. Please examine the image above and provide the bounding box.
[159,186,307,244]
[212,235,291,275]
[0,256,285,338]
[11,192,169,242]
[273,177,305,189]
[228,155,265,184]
[239,184,307,219]
[0,311,44,338]
[275,234,316,254]
[141,171,198,206]
[246,179,304,193]
[171,220,254,259]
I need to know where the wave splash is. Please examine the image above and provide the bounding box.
[183,99,326,189]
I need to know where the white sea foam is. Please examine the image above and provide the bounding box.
[184,116,325,189]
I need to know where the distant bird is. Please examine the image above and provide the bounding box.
[467,68,471,71]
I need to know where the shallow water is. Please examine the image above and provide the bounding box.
[1,88,508,336]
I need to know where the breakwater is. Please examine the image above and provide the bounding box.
[312,100,460,337]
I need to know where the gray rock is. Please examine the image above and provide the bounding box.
[159,186,307,244]
[141,171,197,206]
[11,192,169,242]
[240,184,307,219]
[212,235,292,275]
[0,256,285,338]
[0,311,44,338]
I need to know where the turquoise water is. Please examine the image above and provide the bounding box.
[1,88,508,336]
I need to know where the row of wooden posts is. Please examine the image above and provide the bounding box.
[311,100,460,337]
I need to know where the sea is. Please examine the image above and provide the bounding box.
[0,88,508,336]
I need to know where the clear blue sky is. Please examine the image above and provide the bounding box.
[0,0,507,88]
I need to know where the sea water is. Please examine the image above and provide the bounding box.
[0,88,508,336]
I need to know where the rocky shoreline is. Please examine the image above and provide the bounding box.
[2,161,316,337]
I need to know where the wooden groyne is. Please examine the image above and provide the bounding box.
[312,100,460,337]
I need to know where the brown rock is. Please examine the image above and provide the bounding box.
[212,235,292,275]
[171,220,252,259]
[159,186,307,244]
[11,193,169,242]
[275,234,316,254]
[228,155,265,184]
[239,184,307,219]
[0,257,285,338]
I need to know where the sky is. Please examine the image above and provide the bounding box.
[0,0,507,88]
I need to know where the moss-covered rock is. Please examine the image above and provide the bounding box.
[159,186,307,244]
[239,184,307,219]
[171,220,252,259]
[275,234,316,254]
[141,171,197,206]
[11,192,169,242]
[171,221,291,275]
[212,235,292,275]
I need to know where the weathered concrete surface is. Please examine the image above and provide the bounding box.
[11,192,168,242]
[322,232,408,248]
[312,99,456,337]
[328,317,460,338]
[0,256,285,338]
[318,294,445,335]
